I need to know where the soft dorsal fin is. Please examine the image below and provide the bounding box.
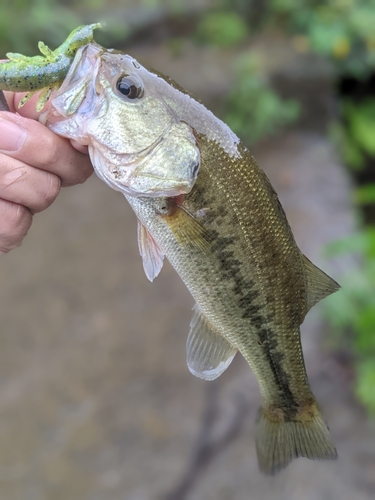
[137,221,165,282]
[303,255,340,312]
[187,305,237,381]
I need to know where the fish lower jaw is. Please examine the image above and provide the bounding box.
[95,167,195,198]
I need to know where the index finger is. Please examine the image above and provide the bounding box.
[0,90,9,111]
[3,90,51,120]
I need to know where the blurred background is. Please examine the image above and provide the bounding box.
[1,0,375,499]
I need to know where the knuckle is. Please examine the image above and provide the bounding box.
[9,203,31,230]
[76,161,93,185]
[38,174,61,210]
[39,132,59,166]
[0,202,32,252]
[62,155,93,187]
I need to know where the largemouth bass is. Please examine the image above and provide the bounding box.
[39,41,339,473]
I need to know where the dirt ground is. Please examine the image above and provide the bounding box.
[1,40,374,500]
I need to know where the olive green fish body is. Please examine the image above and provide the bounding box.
[0,24,100,111]
[127,137,312,406]
[126,134,338,473]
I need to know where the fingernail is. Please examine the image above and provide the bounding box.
[0,117,27,152]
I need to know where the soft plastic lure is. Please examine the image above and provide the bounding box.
[0,23,101,111]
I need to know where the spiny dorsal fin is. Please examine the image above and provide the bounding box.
[303,255,340,312]
[187,305,237,381]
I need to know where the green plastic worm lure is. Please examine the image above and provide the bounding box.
[0,23,101,111]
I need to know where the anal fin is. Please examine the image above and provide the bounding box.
[187,305,237,380]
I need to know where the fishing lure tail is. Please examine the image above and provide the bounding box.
[255,403,337,474]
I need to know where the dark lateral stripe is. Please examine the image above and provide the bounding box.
[257,327,298,420]
[185,171,299,420]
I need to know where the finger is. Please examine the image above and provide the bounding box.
[0,152,61,213]
[0,90,9,111]
[3,90,51,119]
[0,198,32,253]
[0,112,93,186]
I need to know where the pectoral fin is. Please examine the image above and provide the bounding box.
[303,255,340,312]
[187,305,237,380]
[163,203,212,255]
[137,221,164,282]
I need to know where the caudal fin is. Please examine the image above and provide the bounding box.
[255,405,337,475]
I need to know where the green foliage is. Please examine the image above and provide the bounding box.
[223,55,300,144]
[330,99,375,170]
[345,100,375,156]
[269,0,375,78]
[356,360,375,414]
[0,1,82,56]
[325,228,375,413]
[195,11,249,48]
[354,184,375,205]
[193,8,300,144]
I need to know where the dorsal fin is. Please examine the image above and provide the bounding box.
[303,255,340,312]
[187,305,237,380]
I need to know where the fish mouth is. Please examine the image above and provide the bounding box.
[127,132,199,196]
[127,172,195,197]
[89,140,198,198]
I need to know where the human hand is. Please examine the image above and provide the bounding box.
[0,91,93,253]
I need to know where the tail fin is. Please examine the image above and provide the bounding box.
[255,405,337,475]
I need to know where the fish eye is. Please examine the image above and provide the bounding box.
[115,75,143,99]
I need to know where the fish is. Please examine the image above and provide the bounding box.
[2,33,340,474]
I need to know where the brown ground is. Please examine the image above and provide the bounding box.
[0,39,374,500]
